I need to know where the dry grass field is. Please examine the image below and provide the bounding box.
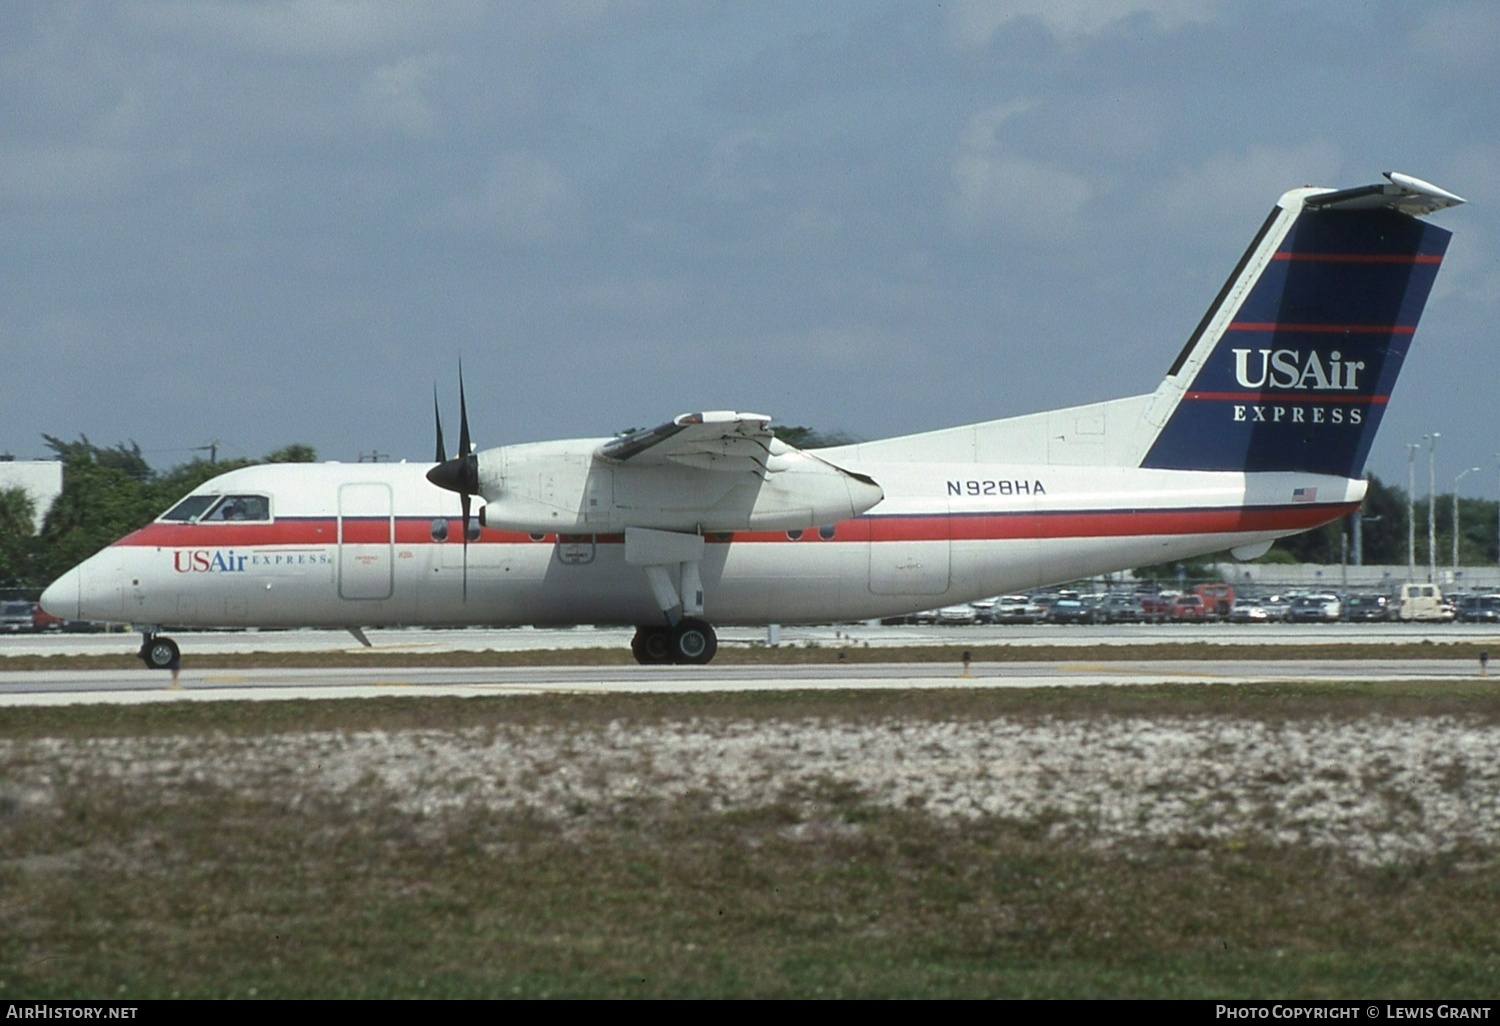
[3,683,1499,997]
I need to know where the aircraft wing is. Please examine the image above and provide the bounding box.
[597,411,777,474]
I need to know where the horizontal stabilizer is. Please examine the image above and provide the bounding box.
[1304,171,1466,216]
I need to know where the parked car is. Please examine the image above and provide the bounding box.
[991,595,1043,624]
[1168,594,1209,621]
[1029,592,1073,620]
[1256,595,1294,621]
[1138,593,1171,623]
[0,600,35,633]
[1288,594,1342,623]
[936,604,979,625]
[1046,597,1093,624]
[1455,594,1500,623]
[1228,601,1271,623]
[1094,593,1143,623]
[31,605,64,631]
[1343,594,1392,622]
[969,597,999,621]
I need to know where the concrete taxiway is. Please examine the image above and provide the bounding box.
[6,620,1500,657]
[2,623,1496,706]
[2,658,1493,707]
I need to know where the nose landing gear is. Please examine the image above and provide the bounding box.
[139,633,180,671]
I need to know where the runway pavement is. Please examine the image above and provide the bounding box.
[5,619,1500,657]
[2,622,1496,706]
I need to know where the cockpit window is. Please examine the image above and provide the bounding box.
[160,494,271,523]
[202,495,271,521]
[160,495,220,522]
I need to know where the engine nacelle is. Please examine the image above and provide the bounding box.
[474,438,883,534]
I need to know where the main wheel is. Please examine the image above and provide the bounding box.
[140,636,180,671]
[631,626,673,665]
[669,618,717,665]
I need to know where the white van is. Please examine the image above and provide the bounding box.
[1397,583,1451,622]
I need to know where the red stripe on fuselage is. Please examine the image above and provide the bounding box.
[114,503,1357,550]
[1271,252,1443,264]
[852,503,1354,542]
[1183,391,1389,404]
[1227,322,1416,334]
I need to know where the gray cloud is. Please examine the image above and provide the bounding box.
[0,1,1491,493]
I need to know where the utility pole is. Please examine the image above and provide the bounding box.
[1455,467,1480,573]
[1407,443,1420,579]
[1426,433,1440,583]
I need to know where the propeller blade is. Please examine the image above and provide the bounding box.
[424,364,479,602]
[460,491,471,601]
[457,361,471,466]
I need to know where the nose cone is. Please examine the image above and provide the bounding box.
[40,568,79,620]
[40,552,126,623]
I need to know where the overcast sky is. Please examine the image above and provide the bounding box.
[4,1,1497,498]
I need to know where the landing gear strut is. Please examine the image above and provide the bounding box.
[139,633,180,671]
[625,526,720,665]
[631,618,718,665]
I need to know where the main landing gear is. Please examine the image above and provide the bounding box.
[138,633,180,671]
[631,617,718,665]
[624,526,720,666]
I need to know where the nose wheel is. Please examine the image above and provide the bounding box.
[139,634,180,671]
[631,618,718,665]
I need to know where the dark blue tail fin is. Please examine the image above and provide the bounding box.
[1139,172,1462,478]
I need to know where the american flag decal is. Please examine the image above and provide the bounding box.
[1292,487,1317,502]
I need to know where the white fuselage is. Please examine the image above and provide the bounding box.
[41,455,1361,630]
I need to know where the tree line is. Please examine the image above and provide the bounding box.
[1275,474,1500,568]
[1,439,1496,595]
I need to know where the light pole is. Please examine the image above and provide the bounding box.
[1408,443,1420,579]
[1454,467,1480,573]
[1426,433,1440,583]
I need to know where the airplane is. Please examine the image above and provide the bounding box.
[40,171,1465,668]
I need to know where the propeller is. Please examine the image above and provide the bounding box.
[427,366,481,599]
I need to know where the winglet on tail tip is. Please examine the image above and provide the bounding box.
[1302,171,1465,216]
